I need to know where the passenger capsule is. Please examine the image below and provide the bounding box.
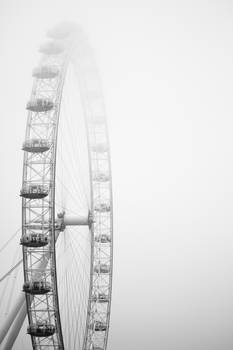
[94,203,111,213]
[94,263,110,274]
[93,173,109,182]
[20,233,48,247]
[22,139,50,153]
[90,321,107,332]
[39,41,64,55]
[92,293,109,303]
[91,144,108,153]
[27,323,55,337]
[20,185,49,199]
[95,234,111,243]
[32,65,59,79]
[23,281,51,294]
[26,98,54,112]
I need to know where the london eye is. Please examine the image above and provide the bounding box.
[0,22,113,350]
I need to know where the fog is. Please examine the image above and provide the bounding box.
[0,0,233,349]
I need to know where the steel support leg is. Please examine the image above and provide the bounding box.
[0,293,25,345]
[2,301,27,350]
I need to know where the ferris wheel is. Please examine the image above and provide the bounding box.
[0,22,113,350]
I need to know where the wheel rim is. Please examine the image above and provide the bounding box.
[21,23,113,350]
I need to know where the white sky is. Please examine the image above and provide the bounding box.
[0,0,233,349]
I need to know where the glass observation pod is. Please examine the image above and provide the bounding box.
[32,65,59,79]
[23,281,51,295]
[22,139,50,153]
[39,41,64,55]
[27,323,56,337]
[20,233,49,247]
[94,263,110,274]
[91,143,108,153]
[94,203,111,213]
[94,234,111,243]
[92,293,109,303]
[93,173,109,182]
[90,321,107,332]
[20,185,49,199]
[26,98,54,112]
[47,22,78,39]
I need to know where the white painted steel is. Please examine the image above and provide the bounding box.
[19,23,113,350]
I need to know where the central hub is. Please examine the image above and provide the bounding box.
[56,211,93,230]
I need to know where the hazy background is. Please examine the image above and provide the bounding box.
[0,0,233,349]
